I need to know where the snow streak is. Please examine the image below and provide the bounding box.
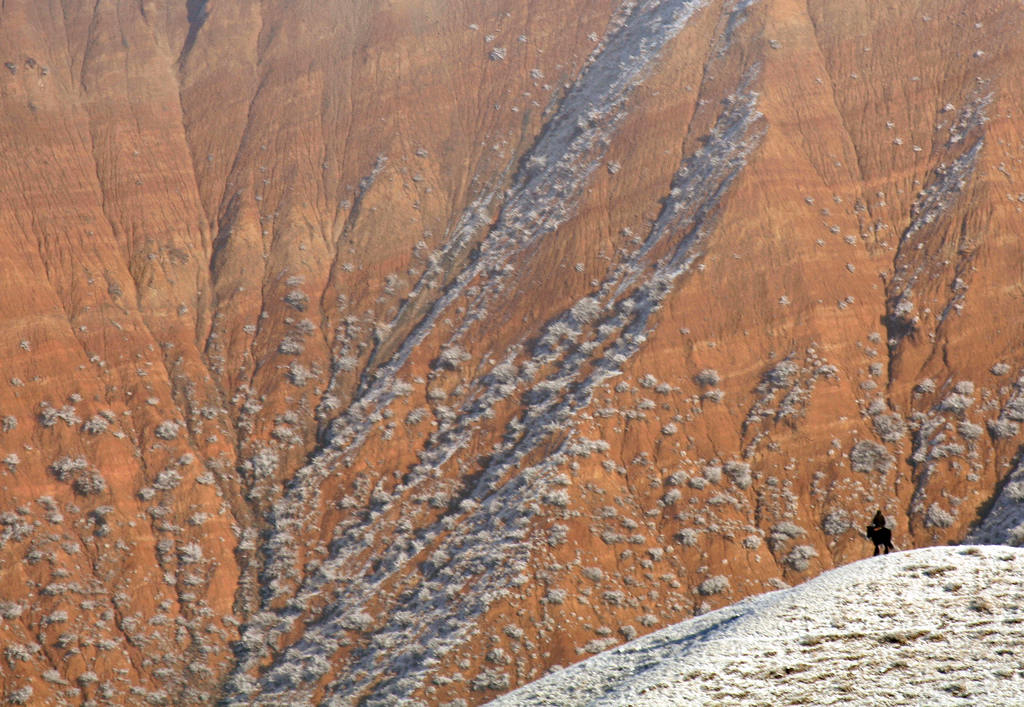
[221,0,768,703]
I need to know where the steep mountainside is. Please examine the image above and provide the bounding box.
[1,0,1024,704]
[494,545,1024,705]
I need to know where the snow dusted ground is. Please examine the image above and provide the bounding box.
[492,546,1024,706]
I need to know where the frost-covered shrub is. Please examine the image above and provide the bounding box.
[703,466,722,484]
[915,378,936,395]
[663,471,685,487]
[676,528,698,546]
[639,614,659,627]
[470,668,509,691]
[581,638,617,654]
[4,643,36,665]
[694,369,720,386]
[772,522,803,538]
[50,456,88,481]
[334,354,357,372]
[1003,481,1024,502]
[504,625,525,641]
[769,522,806,552]
[486,647,511,665]
[405,408,428,426]
[765,360,799,388]
[435,344,470,370]
[958,421,984,440]
[723,461,752,489]
[153,468,183,491]
[543,489,570,507]
[850,441,894,474]
[547,524,569,546]
[697,575,730,596]
[283,290,309,311]
[940,392,973,415]
[822,510,851,536]
[1003,394,1024,423]
[544,589,567,604]
[602,590,626,606]
[278,337,304,355]
[991,363,1012,376]
[566,438,610,457]
[6,686,32,705]
[3,454,19,471]
[340,611,374,632]
[661,423,678,436]
[953,381,975,395]
[247,448,278,480]
[872,413,906,442]
[570,297,602,324]
[1008,523,1024,547]
[638,374,659,389]
[39,403,80,428]
[742,535,762,550]
[73,472,107,495]
[924,503,955,528]
[582,567,604,582]
[286,362,313,386]
[1,415,16,432]
[662,489,682,505]
[83,415,109,435]
[154,420,180,440]
[178,543,204,564]
[785,545,818,571]
[988,418,1019,440]
[929,442,964,460]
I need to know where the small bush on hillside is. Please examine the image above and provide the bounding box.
[723,461,752,489]
[697,576,730,596]
[924,503,955,528]
[822,510,851,536]
[154,421,180,440]
[988,418,1019,440]
[694,369,720,386]
[785,545,818,571]
[850,441,894,474]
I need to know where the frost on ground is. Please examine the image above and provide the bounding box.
[222,0,765,702]
[491,546,1024,706]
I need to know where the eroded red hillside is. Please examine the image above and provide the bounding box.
[2,0,1024,704]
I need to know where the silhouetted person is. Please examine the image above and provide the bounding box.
[866,510,894,555]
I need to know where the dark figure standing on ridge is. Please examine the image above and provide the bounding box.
[866,510,894,555]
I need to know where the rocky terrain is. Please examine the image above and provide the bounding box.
[1,0,1024,704]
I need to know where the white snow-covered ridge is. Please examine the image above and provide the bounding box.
[491,545,1024,706]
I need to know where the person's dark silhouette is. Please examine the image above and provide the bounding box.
[866,510,894,555]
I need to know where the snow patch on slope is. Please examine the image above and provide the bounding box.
[223,0,737,702]
[493,546,1024,706]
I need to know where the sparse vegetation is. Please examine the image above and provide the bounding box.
[698,575,730,596]
[850,441,894,474]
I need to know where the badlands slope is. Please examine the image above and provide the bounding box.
[494,545,1024,706]
[2,0,1024,704]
